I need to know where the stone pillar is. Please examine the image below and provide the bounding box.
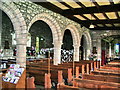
[97,38,101,64]
[83,49,86,60]
[86,49,91,60]
[109,43,112,58]
[16,33,27,67]
[73,45,80,61]
[53,42,62,65]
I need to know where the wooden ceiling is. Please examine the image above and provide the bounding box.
[32,0,120,30]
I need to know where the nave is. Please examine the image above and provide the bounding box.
[0,0,120,89]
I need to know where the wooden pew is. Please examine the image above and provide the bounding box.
[109,60,120,64]
[27,69,46,85]
[26,60,97,87]
[27,65,68,79]
[57,70,85,90]
[82,74,120,83]
[27,58,53,65]
[73,78,120,89]
[90,70,120,77]
[57,84,80,90]
[97,68,120,73]
[27,77,36,89]
[100,66,120,71]
[45,73,51,88]
[27,66,69,86]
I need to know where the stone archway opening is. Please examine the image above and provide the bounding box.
[61,29,73,62]
[101,35,120,64]
[28,13,62,65]
[80,35,87,60]
[0,9,16,60]
[0,2,27,67]
[28,20,53,59]
[80,31,92,60]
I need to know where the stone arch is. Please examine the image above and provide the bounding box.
[81,31,92,60]
[0,2,27,66]
[62,24,80,61]
[28,13,62,65]
[28,13,62,44]
[81,31,92,49]
[101,31,120,39]
[0,2,27,36]
[62,24,80,46]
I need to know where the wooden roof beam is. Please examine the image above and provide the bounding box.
[62,4,120,15]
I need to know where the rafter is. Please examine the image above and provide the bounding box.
[115,12,120,19]
[102,12,115,27]
[57,0,73,9]
[34,2,63,14]
[90,27,120,30]
[62,4,120,15]
[83,19,120,24]
[32,1,120,30]
[73,0,86,8]
[92,0,99,8]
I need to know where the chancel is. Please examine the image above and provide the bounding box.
[0,0,120,89]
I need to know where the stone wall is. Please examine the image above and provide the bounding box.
[0,1,92,65]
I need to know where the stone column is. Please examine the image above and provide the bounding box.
[97,38,101,61]
[83,49,86,60]
[73,45,80,61]
[86,49,91,60]
[109,43,111,58]
[53,42,62,65]
[16,33,27,67]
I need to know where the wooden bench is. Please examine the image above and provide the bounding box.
[82,74,120,83]
[100,66,120,70]
[27,77,36,88]
[57,70,88,90]
[97,68,120,73]
[90,70,120,77]
[57,84,80,90]
[27,69,46,85]
[27,66,69,86]
[27,58,53,65]
[73,78,120,89]
[27,65,68,79]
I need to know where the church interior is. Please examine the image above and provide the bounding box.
[0,0,120,89]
